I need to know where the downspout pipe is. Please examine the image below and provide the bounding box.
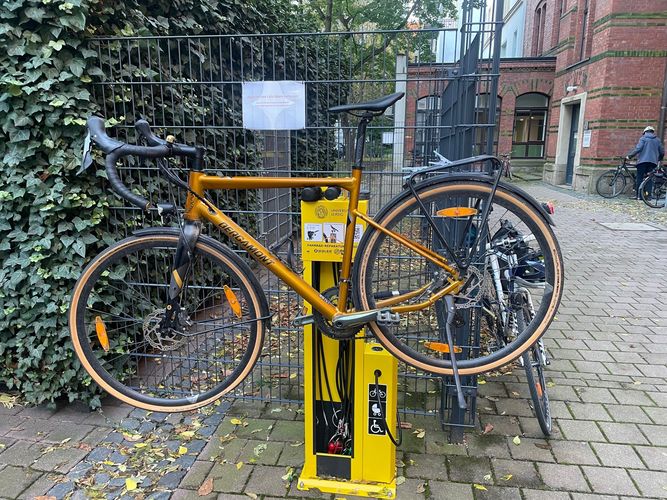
[659,59,667,143]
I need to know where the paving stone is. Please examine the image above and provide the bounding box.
[32,446,88,473]
[491,458,543,488]
[428,480,473,500]
[577,387,618,403]
[157,469,187,489]
[47,479,75,499]
[446,455,492,483]
[16,471,56,499]
[277,442,303,467]
[603,403,652,423]
[628,469,667,498]
[581,465,639,495]
[598,422,649,445]
[208,462,252,493]
[591,442,645,468]
[637,424,667,446]
[243,465,292,497]
[179,460,214,489]
[508,438,555,462]
[0,440,44,467]
[536,463,590,492]
[570,494,618,500]
[46,422,95,443]
[567,402,613,421]
[465,434,511,459]
[405,453,447,480]
[634,445,667,471]
[521,488,570,499]
[558,420,606,442]
[477,415,522,437]
[267,420,303,442]
[550,440,599,465]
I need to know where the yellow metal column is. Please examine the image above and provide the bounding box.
[298,194,397,499]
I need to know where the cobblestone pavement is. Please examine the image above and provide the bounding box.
[1,182,666,499]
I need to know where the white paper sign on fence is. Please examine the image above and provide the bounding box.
[242,81,306,130]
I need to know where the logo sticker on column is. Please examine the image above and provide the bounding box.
[368,384,387,435]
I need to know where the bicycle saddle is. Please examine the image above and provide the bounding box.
[328,91,404,114]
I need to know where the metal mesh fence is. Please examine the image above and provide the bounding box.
[88,6,502,420]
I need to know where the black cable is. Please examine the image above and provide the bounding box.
[374,370,402,447]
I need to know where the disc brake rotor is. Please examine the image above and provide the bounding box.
[143,308,188,351]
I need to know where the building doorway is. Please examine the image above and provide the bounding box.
[565,103,580,185]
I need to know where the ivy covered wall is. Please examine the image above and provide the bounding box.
[0,0,319,407]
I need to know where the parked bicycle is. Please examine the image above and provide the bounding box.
[71,92,563,411]
[482,219,552,435]
[639,162,667,208]
[500,153,513,180]
[595,158,636,198]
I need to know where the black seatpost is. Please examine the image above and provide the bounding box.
[353,113,373,169]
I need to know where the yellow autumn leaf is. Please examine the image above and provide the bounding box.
[134,443,148,448]
[513,436,521,445]
[396,476,406,485]
[125,478,138,491]
[289,373,297,379]
[236,461,244,470]
[230,418,243,425]
[178,446,188,455]
[501,474,513,481]
[180,431,195,438]
[473,484,487,491]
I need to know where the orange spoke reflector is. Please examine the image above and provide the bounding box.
[224,285,242,319]
[536,382,543,398]
[95,316,110,352]
[424,341,462,354]
[436,207,478,218]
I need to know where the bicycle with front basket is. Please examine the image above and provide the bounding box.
[70,92,564,411]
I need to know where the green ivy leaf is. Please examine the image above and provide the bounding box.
[24,7,46,22]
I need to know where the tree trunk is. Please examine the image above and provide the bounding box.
[325,0,333,32]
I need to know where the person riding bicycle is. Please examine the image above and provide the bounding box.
[626,126,664,199]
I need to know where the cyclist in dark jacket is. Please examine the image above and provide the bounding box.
[626,126,665,199]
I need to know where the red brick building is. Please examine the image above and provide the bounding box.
[404,3,667,191]
[531,0,667,190]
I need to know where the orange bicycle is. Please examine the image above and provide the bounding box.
[70,92,563,411]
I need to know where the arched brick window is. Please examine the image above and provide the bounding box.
[512,93,549,158]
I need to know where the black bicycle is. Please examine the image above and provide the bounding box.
[639,162,667,208]
[596,158,636,198]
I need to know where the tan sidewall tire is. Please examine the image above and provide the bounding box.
[356,182,563,376]
[69,235,265,412]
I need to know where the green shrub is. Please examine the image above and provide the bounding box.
[0,0,323,407]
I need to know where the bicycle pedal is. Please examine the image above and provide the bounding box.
[376,310,400,326]
[292,315,314,327]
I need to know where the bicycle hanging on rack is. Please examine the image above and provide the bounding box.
[70,92,564,411]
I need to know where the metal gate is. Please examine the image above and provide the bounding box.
[87,2,503,419]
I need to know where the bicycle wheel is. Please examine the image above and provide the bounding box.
[519,307,551,436]
[596,169,626,198]
[640,174,667,208]
[69,230,267,411]
[353,178,564,375]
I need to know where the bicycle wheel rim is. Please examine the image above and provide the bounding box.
[596,170,626,198]
[356,180,563,375]
[70,235,264,411]
[523,343,552,435]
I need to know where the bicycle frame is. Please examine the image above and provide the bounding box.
[182,170,464,323]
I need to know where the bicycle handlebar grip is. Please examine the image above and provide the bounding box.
[135,120,166,147]
[105,151,151,211]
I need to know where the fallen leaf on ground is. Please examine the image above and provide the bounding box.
[34,497,55,500]
[125,478,138,491]
[254,443,267,456]
[400,422,413,429]
[271,408,282,413]
[198,477,213,496]
[546,381,555,388]
[512,436,521,445]
[416,483,426,493]
[473,484,487,491]
[501,474,513,481]
[396,476,406,485]
[534,443,551,450]
[230,418,243,426]
[483,473,492,482]
[413,429,426,439]
[236,461,244,470]
[245,493,258,499]
[178,446,188,455]
[482,423,494,435]
[281,467,295,482]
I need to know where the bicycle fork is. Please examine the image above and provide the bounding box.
[165,220,202,325]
